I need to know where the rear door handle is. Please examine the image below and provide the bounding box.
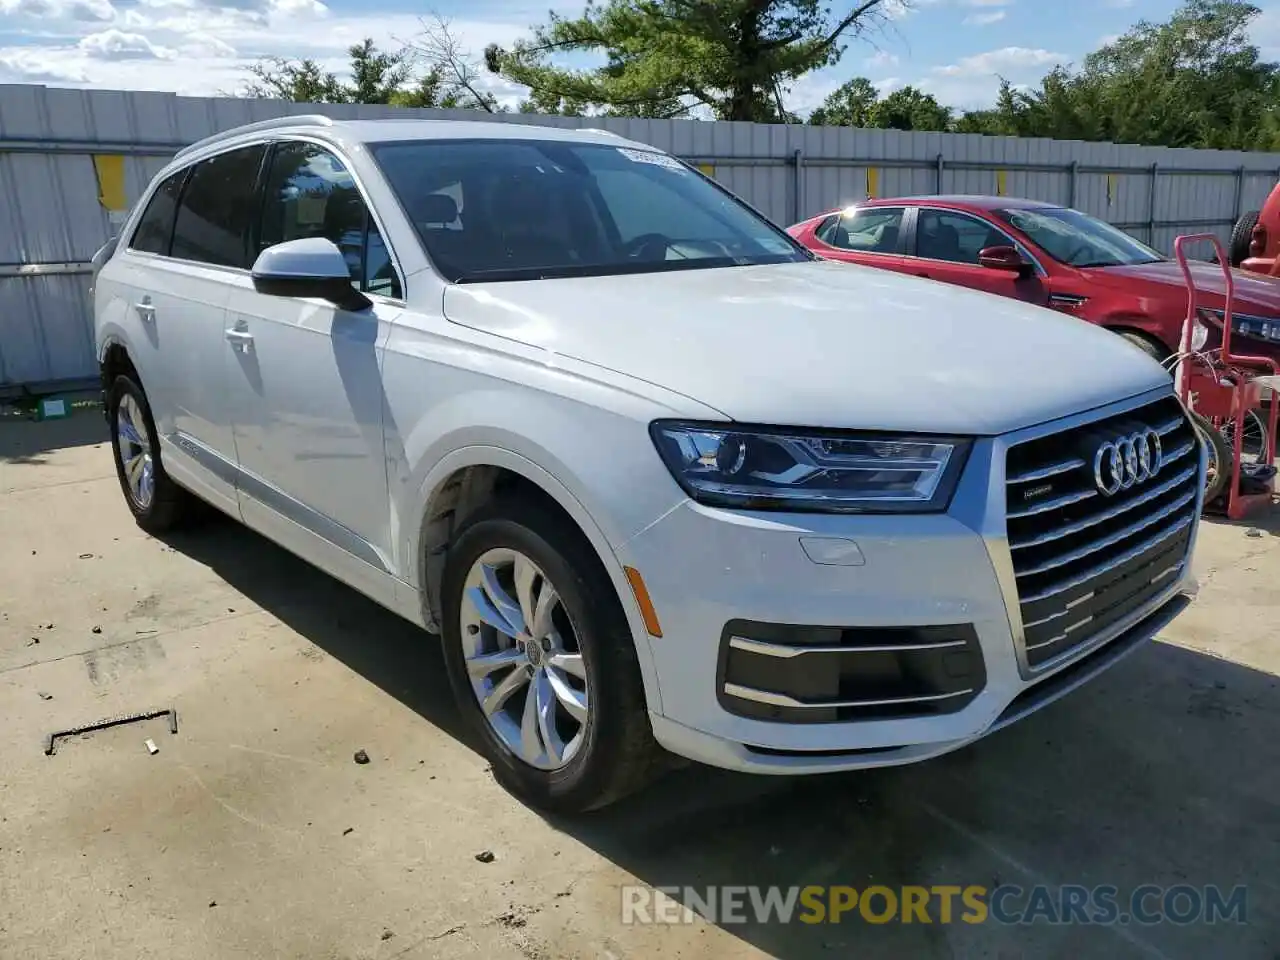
[225,328,255,353]
[134,296,156,323]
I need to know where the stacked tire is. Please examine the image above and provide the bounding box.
[1228,210,1260,268]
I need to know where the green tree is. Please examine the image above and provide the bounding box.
[870,85,950,130]
[241,21,511,112]
[485,0,909,121]
[954,0,1280,150]
[389,70,447,108]
[242,39,414,104]
[241,56,347,103]
[809,76,878,126]
[346,38,415,104]
[809,77,950,131]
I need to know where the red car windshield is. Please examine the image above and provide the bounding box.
[996,206,1164,269]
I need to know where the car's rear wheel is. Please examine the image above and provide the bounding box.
[440,496,664,812]
[107,374,196,532]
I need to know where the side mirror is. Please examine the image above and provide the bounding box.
[251,238,371,312]
[978,244,1034,278]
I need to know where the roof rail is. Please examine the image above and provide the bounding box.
[174,113,335,160]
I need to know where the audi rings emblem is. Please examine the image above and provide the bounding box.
[1093,429,1163,495]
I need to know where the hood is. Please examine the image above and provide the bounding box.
[1093,260,1280,315]
[442,260,1172,436]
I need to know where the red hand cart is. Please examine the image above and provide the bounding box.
[1173,233,1279,520]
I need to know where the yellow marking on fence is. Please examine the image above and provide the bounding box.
[92,155,127,211]
[995,170,1007,196]
[866,167,879,199]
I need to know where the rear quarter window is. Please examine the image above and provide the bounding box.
[129,169,188,256]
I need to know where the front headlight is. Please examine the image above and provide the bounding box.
[1198,307,1280,344]
[649,421,972,513]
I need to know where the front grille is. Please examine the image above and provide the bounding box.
[1004,396,1200,669]
[717,620,986,723]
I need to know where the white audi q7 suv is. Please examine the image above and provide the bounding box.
[93,115,1203,812]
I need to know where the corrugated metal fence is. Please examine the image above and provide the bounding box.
[5,82,1280,394]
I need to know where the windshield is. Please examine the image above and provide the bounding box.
[995,206,1163,268]
[372,138,810,282]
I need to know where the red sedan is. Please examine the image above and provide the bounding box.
[787,195,1280,364]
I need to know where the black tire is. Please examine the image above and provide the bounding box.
[1189,409,1231,506]
[107,373,196,532]
[440,495,665,813]
[1116,330,1168,363]
[1229,211,1260,267]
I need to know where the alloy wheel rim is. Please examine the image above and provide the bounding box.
[116,394,154,509]
[459,548,589,771]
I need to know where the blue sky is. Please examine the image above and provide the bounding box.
[0,0,1278,114]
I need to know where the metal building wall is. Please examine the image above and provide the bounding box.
[4,82,1280,393]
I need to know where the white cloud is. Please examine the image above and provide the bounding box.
[917,41,1064,109]
[267,0,324,17]
[1251,8,1280,58]
[122,0,326,29]
[0,0,54,14]
[0,12,539,101]
[963,11,1005,25]
[962,0,1013,6]
[78,27,172,59]
[180,31,235,58]
[0,0,114,18]
[0,47,89,82]
[882,0,943,20]
[864,49,900,68]
[933,46,1066,76]
[67,0,113,17]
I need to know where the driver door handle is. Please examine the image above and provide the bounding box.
[134,296,156,324]
[225,327,254,353]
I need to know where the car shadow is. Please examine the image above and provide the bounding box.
[0,407,108,464]
[160,514,1280,960]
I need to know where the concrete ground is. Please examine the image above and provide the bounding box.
[1,411,1277,960]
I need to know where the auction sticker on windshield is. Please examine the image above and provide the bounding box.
[618,147,687,172]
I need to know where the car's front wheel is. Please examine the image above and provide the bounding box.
[440,496,664,812]
[107,373,196,532]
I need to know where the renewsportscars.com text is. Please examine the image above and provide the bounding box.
[620,884,1248,926]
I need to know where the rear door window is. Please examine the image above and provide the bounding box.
[171,144,267,268]
[816,208,905,254]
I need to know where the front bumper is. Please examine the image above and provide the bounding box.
[617,387,1202,774]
